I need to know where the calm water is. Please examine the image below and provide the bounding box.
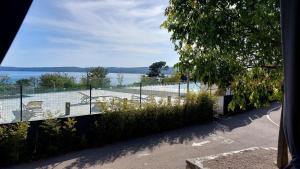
[0,71,143,86]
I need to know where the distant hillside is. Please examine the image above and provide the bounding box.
[0,66,87,72]
[0,66,173,74]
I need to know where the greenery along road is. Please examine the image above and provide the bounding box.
[7,103,281,169]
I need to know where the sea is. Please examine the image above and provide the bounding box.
[0,71,143,86]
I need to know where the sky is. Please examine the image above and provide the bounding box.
[2,0,179,67]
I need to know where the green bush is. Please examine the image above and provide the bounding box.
[37,119,62,157]
[92,92,214,145]
[39,73,78,89]
[61,118,80,151]
[163,72,181,83]
[36,117,80,157]
[0,122,29,165]
[229,68,283,111]
[81,67,111,88]
[0,92,214,166]
[140,75,160,85]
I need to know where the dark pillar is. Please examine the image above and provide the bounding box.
[281,0,300,168]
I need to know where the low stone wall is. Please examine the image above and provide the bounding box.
[186,147,278,169]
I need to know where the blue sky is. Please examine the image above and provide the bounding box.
[2,0,178,67]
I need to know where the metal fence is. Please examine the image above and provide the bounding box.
[0,82,204,124]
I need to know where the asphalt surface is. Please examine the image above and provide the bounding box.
[7,103,281,169]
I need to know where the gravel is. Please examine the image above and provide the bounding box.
[202,148,277,169]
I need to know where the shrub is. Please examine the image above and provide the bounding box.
[0,92,214,166]
[163,72,181,83]
[35,117,81,157]
[0,122,29,165]
[139,75,160,85]
[91,92,214,145]
[37,119,62,157]
[81,67,111,88]
[39,73,77,89]
[184,92,215,124]
[61,118,79,151]
[229,68,283,111]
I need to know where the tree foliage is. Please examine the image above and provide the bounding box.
[140,75,160,85]
[229,68,283,110]
[163,72,182,84]
[148,61,169,77]
[16,79,31,86]
[39,73,77,89]
[162,0,282,110]
[116,73,124,87]
[0,75,10,85]
[84,67,110,88]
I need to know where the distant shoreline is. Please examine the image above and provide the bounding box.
[0,66,173,74]
[0,71,145,85]
[0,70,144,74]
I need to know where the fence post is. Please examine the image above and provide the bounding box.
[123,98,128,110]
[20,85,23,122]
[167,96,172,106]
[178,82,181,98]
[65,102,70,116]
[187,71,190,94]
[89,84,92,115]
[140,82,142,108]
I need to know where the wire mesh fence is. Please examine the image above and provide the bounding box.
[0,81,208,124]
[0,85,21,123]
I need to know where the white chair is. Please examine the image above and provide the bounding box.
[78,92,103,104]
[23,101,43,117]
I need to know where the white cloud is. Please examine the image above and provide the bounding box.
[4,0,178,67]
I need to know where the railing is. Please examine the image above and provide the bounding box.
[0,82,208,124]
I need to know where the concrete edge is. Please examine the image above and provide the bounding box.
[186,147,277,169]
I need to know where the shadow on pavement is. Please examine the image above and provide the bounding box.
[216,102,281,130]
[8,102,281,169]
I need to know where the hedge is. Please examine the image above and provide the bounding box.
[0,92,214,166]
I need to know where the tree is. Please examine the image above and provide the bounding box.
[0,75,10,85]
[116,73,124,87]
[148,61,169,77]
[16,79,31,86]
[162,0,282,110]
[28,77,39,87]
[140,75,160,85]
[163,72,181,84]
[0,75,10,94]
[39,73,76,89]
[84,67,110,88]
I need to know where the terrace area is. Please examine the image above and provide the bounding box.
[0,83,220,124]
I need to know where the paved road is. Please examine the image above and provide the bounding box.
[8,103,281,169]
